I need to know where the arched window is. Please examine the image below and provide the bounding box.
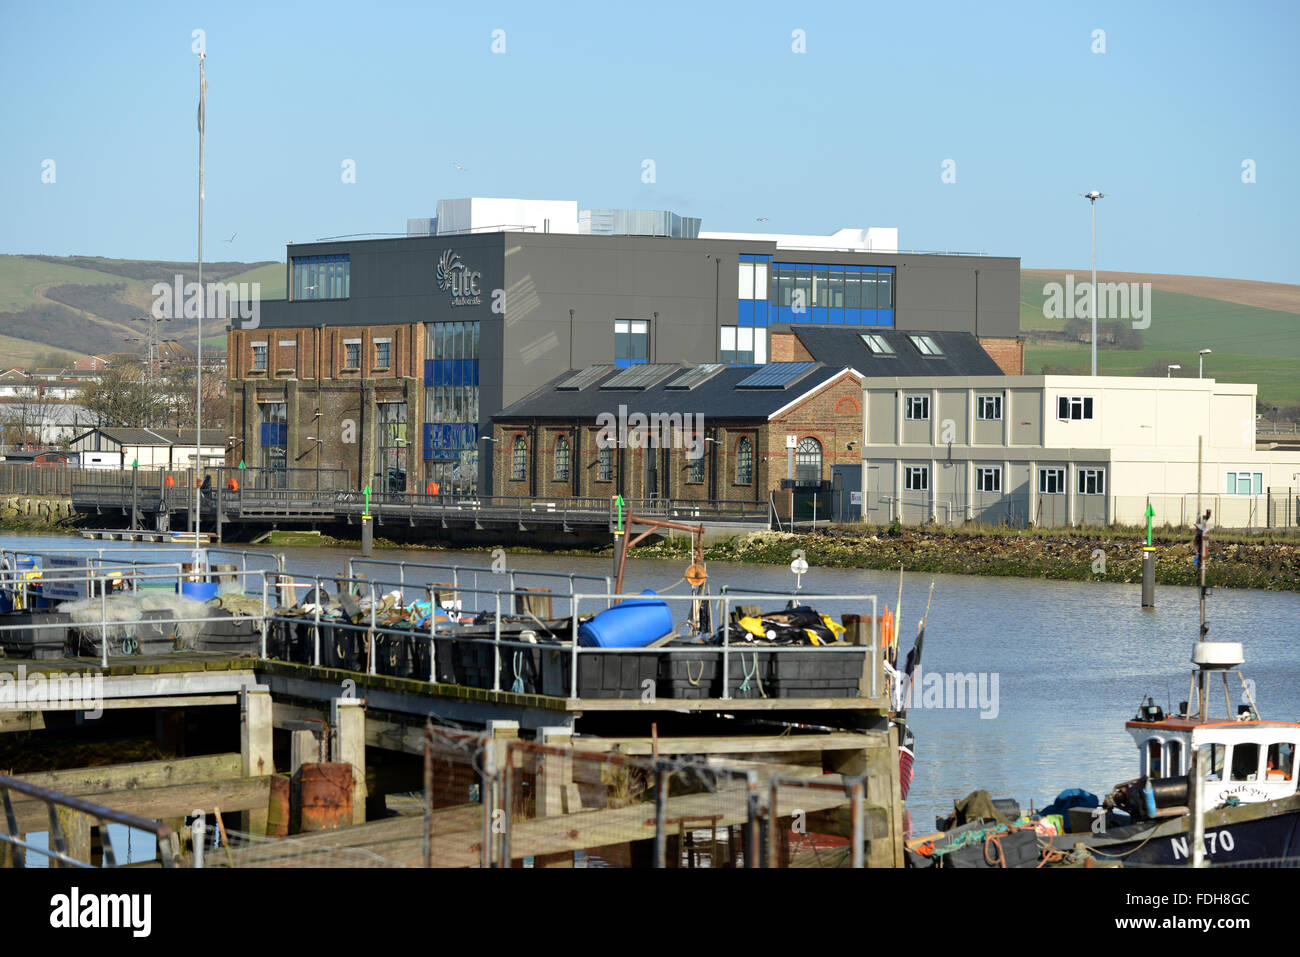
[511,435,526,481]
[736,436,753,485]
[795,437,822,482]
[1165,740,1183,777]
[554,435,570,481]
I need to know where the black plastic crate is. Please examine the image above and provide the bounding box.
[267,616,316,664]
[407,630,456,683]
[657,644,721,699]
[719,647,774,699]
[0,611,71,661]
[570,650,659,700]
[320,621,367,672]
[197,608,262,655]
[767,648,865,699]
[373,628,414,678]
[451,637,498,689]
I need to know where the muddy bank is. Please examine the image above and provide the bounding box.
[634,526,1300,592]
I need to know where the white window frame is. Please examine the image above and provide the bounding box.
[904,395,930,421]
[1056,395,1095,421]
[1077,468,1106,495]
[975,466,1002,493]
[1039,467,1066,495]
[1225,470,1263,496]
[904,465,929,492]
[251,342,268,371]
[977,394,1003,421]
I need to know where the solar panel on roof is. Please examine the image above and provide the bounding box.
[599,364,681,390]
[556,365,615,391]
[735,362,820,389]
[665,364,725,390]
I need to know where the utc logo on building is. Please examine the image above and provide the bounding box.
[437,249,482,306]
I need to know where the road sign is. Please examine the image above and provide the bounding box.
[785,435,798,449]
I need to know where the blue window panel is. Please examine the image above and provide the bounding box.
[423,359,435,387]
[828,308,845,325]
[753,300,769,326]
[843,309,861,326]
[467,359,479,385]
[811,307,827,324]
[422,424,434,459]
[614,357,631,369]
[878,308,894,327]
[260,424,286,447]
[737,300,754,327]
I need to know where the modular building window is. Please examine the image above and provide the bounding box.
[1225,471,1263,495]
[975,466,1001,492]
[1057,395,1094,420]
[1077,468,1105,495]
[258,401,287,486]
[904,465,929,491]
[977,395,1002,420]
[614,320,649,367]
[1039,467,1066,494]
[904,395,930,420]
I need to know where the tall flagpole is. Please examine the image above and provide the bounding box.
[195,52,206,555]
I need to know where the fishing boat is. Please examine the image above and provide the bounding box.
[912,510,1300,868]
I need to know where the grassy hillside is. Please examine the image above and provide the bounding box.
[0,254,279,361]
[1020,269,1300,412]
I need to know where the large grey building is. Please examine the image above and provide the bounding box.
[229,206,1021,493]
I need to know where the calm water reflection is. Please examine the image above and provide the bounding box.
[7,532,1299,827]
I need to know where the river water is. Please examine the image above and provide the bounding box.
[6,531,1300,831]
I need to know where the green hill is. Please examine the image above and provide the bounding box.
[1020,270,1300,411]
[0,254,281,363]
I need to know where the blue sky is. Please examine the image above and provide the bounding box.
[2,0,1297,282]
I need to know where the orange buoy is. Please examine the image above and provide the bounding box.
[226,477,239,492]
[426,481,440,496]
[164,475,175,488]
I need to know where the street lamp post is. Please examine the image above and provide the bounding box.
[193,51,206,556]
[1081,190,1107,377]
[1199,348,1212,379]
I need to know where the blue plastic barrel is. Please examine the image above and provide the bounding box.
[180,581,219,601]
[578,590,673,648]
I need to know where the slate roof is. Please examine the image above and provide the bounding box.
[70,427,227,447]
[496,363,859,421]
[792,328,1005,377]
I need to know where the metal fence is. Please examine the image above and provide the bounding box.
[863,490,1300,530]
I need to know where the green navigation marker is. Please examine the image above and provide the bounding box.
[1144,502,1155,547]
[614,494,624,533]
[131,458,138,469]
[238,459,246,470]
[363,483,371,518]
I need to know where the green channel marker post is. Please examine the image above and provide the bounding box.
[1141,503,1156,608]
[361,483,373,556]
[611,495,625,587]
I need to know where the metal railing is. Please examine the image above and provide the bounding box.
[0,773,176,868]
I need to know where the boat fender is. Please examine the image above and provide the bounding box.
[1142,780,1157,819]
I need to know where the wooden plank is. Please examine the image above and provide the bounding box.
[563,696,889,712]
[16,753,242,795]
[571,732,886,756]
[0,711,45,734]
[3,776,272,836]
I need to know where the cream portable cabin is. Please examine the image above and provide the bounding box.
[1125,641,1300,812]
